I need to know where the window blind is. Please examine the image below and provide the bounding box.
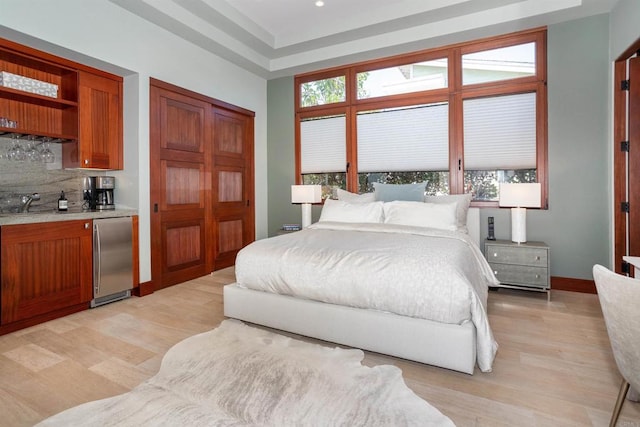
[463,92,536,170]
[300,115,346,173]
[356,103,449,173]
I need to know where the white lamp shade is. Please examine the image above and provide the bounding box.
[291,185,322,204]
[499,183,541,208]
[499,183,541,244]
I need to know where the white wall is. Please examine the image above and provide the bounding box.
[0,0,268,284]
[610,0,640,60]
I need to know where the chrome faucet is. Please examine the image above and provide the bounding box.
[21,193,40,212]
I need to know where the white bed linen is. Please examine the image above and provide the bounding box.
[235,221,499,372]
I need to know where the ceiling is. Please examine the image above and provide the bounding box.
[109,0,618,79]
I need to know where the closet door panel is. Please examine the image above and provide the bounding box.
[212,107,254,269]
[150,84,211,289]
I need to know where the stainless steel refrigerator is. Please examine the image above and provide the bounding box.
[91,216,134,307]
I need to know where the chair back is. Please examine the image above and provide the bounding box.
[592,264,640,393]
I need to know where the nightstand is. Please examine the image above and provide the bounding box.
[484,239,551,300]
[276,228,300,236]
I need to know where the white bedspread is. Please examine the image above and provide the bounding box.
[235,221,499,371]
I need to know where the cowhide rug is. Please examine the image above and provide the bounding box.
[37,319,455,426]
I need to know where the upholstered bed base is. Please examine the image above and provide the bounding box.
[224,208,482,374]
[223,283,477,374]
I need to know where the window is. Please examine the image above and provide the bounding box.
[357,58,448,99]
[300,76,346,107]
[462,42,535,85]
[356,103,449,194]
[463,92,537,200]
[300,114,347,197]
[295,29,547,206]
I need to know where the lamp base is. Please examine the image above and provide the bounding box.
[511,207,527,243]
[301,203,312,228]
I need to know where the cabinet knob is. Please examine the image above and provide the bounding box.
[535,274,540,279]
[84,159,90,165]
[84,223,90,229]
[493,253,497,257]
[493,271,498,275]
[535,256,541,261]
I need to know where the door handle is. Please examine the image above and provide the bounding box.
[94,223,101,295]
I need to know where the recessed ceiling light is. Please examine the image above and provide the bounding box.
[315,1,324,6]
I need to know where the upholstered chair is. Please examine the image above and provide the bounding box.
[592,264,640,426]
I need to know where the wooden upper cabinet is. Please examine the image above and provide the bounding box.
[63,71,123,169]
[0,37,124,170]
[0,39,79,141]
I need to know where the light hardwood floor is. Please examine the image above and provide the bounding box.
[1,267,638,426]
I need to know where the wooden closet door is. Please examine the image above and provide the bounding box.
[212,106,255,269]
[150,84,212,289]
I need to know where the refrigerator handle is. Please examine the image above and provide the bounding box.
[94,222,101,295]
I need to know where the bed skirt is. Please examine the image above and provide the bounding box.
[223,283,477,374]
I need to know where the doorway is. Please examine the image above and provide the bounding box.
[614,41,640,274]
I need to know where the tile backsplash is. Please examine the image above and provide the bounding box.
[0,137,93,212]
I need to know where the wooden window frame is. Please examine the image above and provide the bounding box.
[294,27,548,208]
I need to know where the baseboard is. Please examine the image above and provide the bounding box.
[551,276,596,294]
[135,277,595,295]
[133,281,154,297]
[0,303,88,336]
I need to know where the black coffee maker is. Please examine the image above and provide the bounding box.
[83,176,116,211]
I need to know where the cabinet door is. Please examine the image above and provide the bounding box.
[1,220,93,324]
[64,71,123,169]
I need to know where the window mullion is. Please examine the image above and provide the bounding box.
[347,106,358,192]
[449,92,464,194]
[449,48,464,194]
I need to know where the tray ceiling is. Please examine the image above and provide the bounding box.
[109,0,617,78]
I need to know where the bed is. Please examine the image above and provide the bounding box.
[224,197,499,374]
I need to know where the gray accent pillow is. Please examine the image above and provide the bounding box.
[373,182,427,202]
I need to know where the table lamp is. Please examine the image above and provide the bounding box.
[499,183,541,243]
[291,185,322,228]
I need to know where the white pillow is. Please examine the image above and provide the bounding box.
[319,199,384,223]
[383,201,458,231]
[336,188,376,203]
[424,193,472,233]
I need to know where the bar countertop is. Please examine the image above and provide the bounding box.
[0,208,138,226]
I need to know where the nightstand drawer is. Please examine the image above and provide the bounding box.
[489,263,549,288]
[486,246,548,267]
